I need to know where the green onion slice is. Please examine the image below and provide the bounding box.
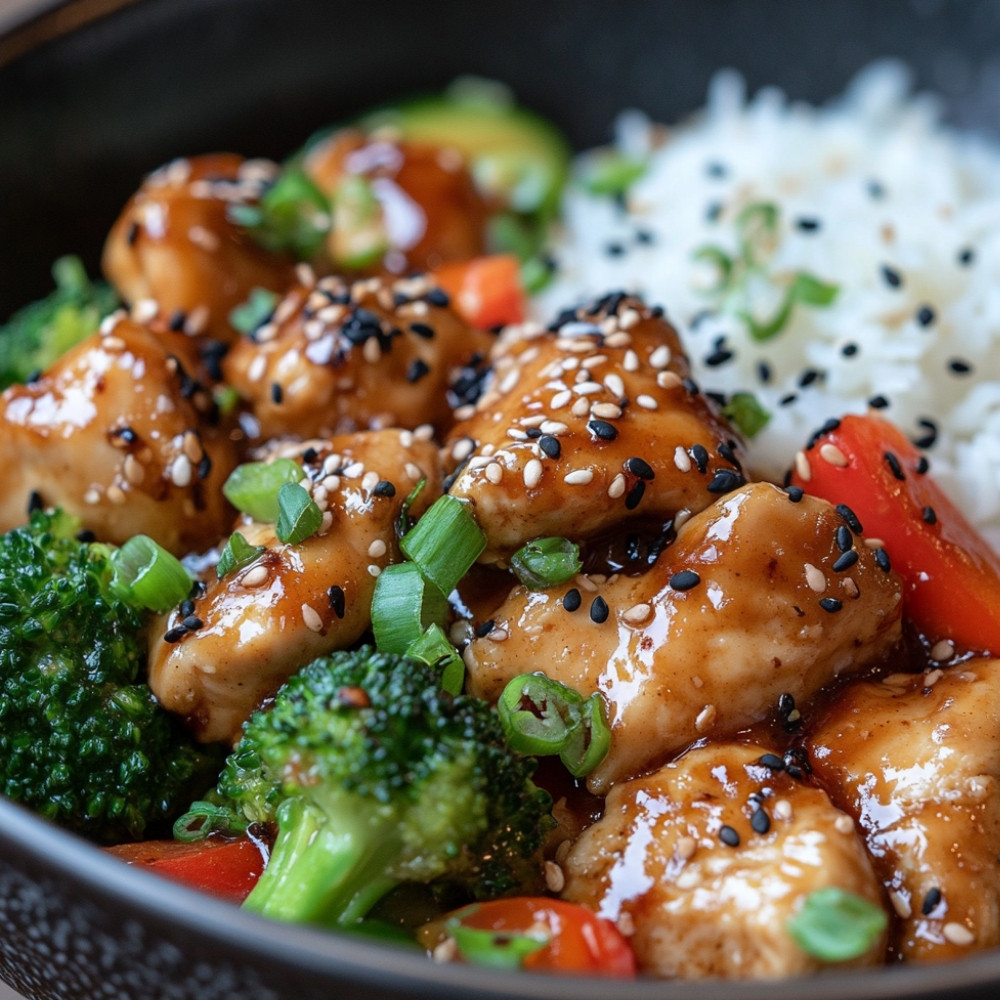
[510,537,581,590]
[274,482,323,544]
[329,174,389,270]
[400,495,486,596]
[498,673,611,777]
[223,459,304,523]
[216,531,266,579]
[111,535,194,612]
[371,562,449,654]
[229,287,279,335]
[405,622,465,695]
[722,391,771,439]
[395,478,426,540]
[173,799,248,842]
[445,909,548,970]
[786,888,887,963]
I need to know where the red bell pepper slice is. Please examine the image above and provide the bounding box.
[432,254,525,330]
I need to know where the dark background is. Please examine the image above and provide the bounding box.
[0,0,998,315]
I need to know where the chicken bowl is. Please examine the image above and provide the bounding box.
[3,1,1000,998]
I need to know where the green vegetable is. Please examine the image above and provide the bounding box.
[446,910,548,969]
[229,287,279,336]
[216,531,266,579]
[222,458,304,522]
[228,167,330,259]
[399,494,486,596]
[786,888,887,962]
[0,509,222,844]
[328,174,389,270]
[579,148,647,198]
[110,534,194,612]
[510,537,581,590]
[498,673,611,778]
[370,561,449,654]
[0,255,118,390]
[694,201,839,341]
[404,621,465,696]
[722,391,771,439]
[179,648,554,927]
[274,482,323,544]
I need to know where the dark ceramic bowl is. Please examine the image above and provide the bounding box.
[2,2,1000,998]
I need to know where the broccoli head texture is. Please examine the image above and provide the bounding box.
[191,646,554,928]
[0,509,222,844]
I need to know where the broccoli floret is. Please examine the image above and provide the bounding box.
[188,647,553,928]
[0,255,118,390]
[0,509,222,844]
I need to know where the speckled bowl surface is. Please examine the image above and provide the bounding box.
[2,1,1000,998]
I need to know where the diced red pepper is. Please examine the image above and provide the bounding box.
[432,254,525,330]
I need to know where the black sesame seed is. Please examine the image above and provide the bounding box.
[881,264,903,288]
[407,358,431,383]
[588,419,619,442]
[704,346,735,367]
[624,480,646,510]
[409,322,435,339]
[26,490,43,515]
[819,596,844,613]
[869,394,890,410]
[705,161,729,179]
[868,179,886,199]
[785,485,804,503]
[778,693,796,717]
[719,825,740,847]
[832,550,860,572]
[948,358,973,376]
[197,455,212,480]
[181,615,204,632]
[425,288,450,307]
[758,753,786,771]
[179,599,196,617]
[835,503,864,534]
[670,569,701,591]
[922,506,938,525]
[704,201,724,223]
[784,747,812,774]
[874,547,892,572]
[884,451,905,481]
[634,228,655,245]
[916,305,936,327]
[798,368,822,389]
[373,480,396,498]
[841,342,859,357]
[563,588,582,612]
[707,470,744,494]
[757,360,772,384]
[539,435,561,459]
[751,809,771,835]
[835,525,853,553]
[807,417,842,450]
[690,444,709,474]
[780,393,798,407]
[958,247,975,266]
[604,241,626,258]
[624,456,655,480]
[921,887,942,916]
[796,216,821,232]
[74,530,94,545]
[327,585,346,619]
[164,626,187,644]
[590,596,610,623]
[916,455,930,474]
[475,619,496,638]
[682,377,700,395]
[718,441,742,470]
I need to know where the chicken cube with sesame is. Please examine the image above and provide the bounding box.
[147,429,441,744]
[808,661,1000,962]
[464,481,903,792]
[443,293,746,567]
[560,742,887,979]
[0,314,239,554]
[102,154,297,343]
[222,273,492,441]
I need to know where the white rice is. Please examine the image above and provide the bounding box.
[536,60,1000,550]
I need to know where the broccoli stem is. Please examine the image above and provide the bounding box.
[243,797,403,927]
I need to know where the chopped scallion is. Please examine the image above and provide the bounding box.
[111,535,193,612]
[274,482,323,545]
[222,458,304,522]
[400,495,486,596]
[722,391,771,438]
[786,888,887,963]
[371,562,448,654]
[510,537,581,590]
[405,622,465,695]
[216,531,266,579]
[445,909,548,970]
[229,287,279,335]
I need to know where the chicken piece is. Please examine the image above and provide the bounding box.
[809,662,1000,961]
[102,153,296,343]
[303,128,489,274]
[148,429,441,744]
[0,313,238,554]
[562,742,886,978]
[465,481,903,792]
[443,293,746,566]
[223,272,491,440]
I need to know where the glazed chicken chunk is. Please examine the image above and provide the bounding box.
[223,272,491,440]
[444,293,746,566]
[102,153,296,343]
[0,314,239,553]
[561,742,886,979]
[148,429,441,744]
[464,481,903,792]
[809,661,1000,962]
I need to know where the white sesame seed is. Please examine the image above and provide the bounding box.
[604,373,626,398]
[367,564,382,578]
[171,454,193,488]
[543,860,565,893]
[773,799,793,821]
[841,577,860,599]
[622,603,652,624]
[575,574,598,592]
[241,565,269,588]
[131,298,159,323]
[188,225,220,252]
[574,380,603,395]
[342,460,364,479]
[540,421,569,435]
[523,458,543,489]
[889,891,912,919]
[498,367,521,394]
[819,442,850,467]
[582,354,608,370]
[834,814,855,834]
[804,563,827,593]
[414,423,434,441]
[619,307,641,329]
[943,923,975,946]
[636,394,659,410]
[571,397,590,417]
[488,627,509,642]
[564,469,594,485]
[301,603,323,632]
[591,402,623,420]
[695,704,717,732]
[673,446,692,472]
[623,350,640,372]
[362,470,380,492]
[794,450,812,482]
[184,304,209,336]
[106,484,126,505]
[676,835,697,860]
[674,508,692,530]
[550,389,572,410]
[451,438,475,462]
[122,454,145,485]
[485,462,504,485]
[657,370,683,390]
[320,511,333,534]
[506,428,529,441]
[649,345,672,369]
[404,462,422,481]
[247,354,267,383]
[368,539,387,559]
[930,639,955,662]
[295,262,316,287]
[453,403,476,421]
[603,331,631,348]
[608,473,627,499]
[864,537,886,549]
[924,668,944,686]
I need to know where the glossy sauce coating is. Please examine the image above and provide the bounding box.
[102,153,296,343]
[444,294,745,566]
[809,661,1000,961]
[561,742,885,978]
[148,429,441,743]
[0,314,238,554]
[223,272,491,440]
[465,481,903,792]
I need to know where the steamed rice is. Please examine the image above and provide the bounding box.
[537,61,1000,550]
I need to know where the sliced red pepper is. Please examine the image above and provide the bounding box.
[436,896,636,977]
[789,412,1000,654]
[105,836,265,903]
[432,254,525,330]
